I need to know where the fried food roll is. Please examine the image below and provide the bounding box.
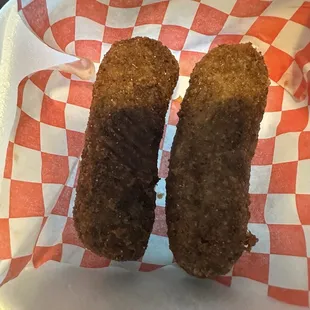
[166,43,269,278]
[74,37,179,261]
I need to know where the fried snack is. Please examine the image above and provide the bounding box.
[74,37,179,261]
[166,43,269,278]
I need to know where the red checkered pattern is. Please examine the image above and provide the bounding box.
[0,0,308,307]
[17,0,310,101]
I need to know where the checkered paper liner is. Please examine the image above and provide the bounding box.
[0,0,309,307]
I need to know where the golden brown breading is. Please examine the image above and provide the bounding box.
[166,43,269,278]
[74,37,179,261]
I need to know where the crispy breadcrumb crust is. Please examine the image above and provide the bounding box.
[166,43,269,278]
[74,37,179,261]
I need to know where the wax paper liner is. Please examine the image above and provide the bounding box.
[0,0,309,307]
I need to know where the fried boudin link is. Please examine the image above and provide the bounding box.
[74,37,179,261]
[166,43,269,278]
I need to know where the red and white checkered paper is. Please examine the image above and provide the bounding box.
[0,0,309,307]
